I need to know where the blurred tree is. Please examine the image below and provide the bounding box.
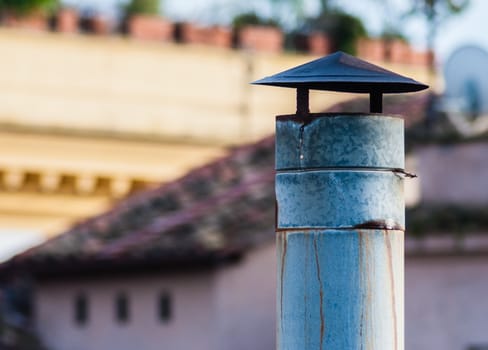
[0,0,58,16]
[305,9,367,54]
[405,0,470,70]
[268,0,334,27]
[232,12,279,30]
[124,0,160,16]
[380,29,408,42]
[266,0,366,54]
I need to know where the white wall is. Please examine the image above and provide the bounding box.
[35,271,217,350]
[214,242,276,350]
[406,256,488,350]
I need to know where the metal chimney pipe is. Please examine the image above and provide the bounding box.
[252,51,427,350]
[276,114,405,349]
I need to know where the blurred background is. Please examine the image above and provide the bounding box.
[0,0,485,349]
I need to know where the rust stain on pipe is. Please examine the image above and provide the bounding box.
[358,230,364,342]
[313,236,325,348]
[276,223,404,233]
[359,230,374,350]
[384,231,398,350]
[354,220,404,231]
[303,234,309,347]
[279,233,287,332]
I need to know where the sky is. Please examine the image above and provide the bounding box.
[62,0,487,63]
[430,0,486,62]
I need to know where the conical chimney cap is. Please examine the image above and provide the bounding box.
[252,51,428,94]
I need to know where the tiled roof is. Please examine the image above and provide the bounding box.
[1,92,433,278]
[2,137,275,277]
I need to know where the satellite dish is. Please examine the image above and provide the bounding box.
[442,45,488,136]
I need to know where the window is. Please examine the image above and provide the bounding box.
[115,293,129,324]
[158,292,172,323]
[74,294,88,326]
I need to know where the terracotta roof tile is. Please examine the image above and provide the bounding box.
[3,137,275,277]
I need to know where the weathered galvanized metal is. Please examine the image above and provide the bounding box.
[275,114,404,170]
[276,169,404,229]
[253,51,428,113]
[253,51,427,350]
[275,115,405,349]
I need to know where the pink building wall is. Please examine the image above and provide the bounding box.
[35,272,218,350]
[34,242,276,350]
[33,242,488,350]
[215,242,276,350]
[417,143,488,204]
[406,256,488,350]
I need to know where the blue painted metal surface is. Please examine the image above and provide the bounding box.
[277,230,403,350]
[276,114,404,350]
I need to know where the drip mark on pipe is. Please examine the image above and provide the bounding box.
[280,234,287,335]
[385,232,398,350]
[298,124,305,163]
[313,237,325,348]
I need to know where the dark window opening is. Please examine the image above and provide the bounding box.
[158,293,172,323]
[74,294,88,326]
[115,293,129,324]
